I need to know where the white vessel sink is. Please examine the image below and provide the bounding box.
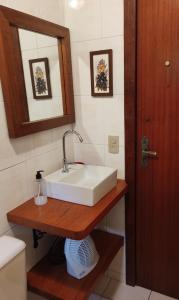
[44,164,117,206]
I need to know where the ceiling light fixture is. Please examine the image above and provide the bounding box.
[68,0,84,10]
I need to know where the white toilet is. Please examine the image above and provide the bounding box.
[0,235,27,300]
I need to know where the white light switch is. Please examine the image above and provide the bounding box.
[108,136,119,154]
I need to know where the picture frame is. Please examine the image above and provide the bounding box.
[90,49,113,97]
[29,57,52,100]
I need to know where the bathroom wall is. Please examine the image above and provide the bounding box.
[63,0,125,281]
[0,0,73,279]
[0,1,125,298]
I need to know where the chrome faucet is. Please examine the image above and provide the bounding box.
[62,129,83,172]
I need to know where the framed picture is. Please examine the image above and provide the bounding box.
[29,57,52,100]
[90,49,113,97]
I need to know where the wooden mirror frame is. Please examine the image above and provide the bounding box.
[0,5,75,138]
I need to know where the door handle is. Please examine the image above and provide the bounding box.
[141,136,157,167]
[142,150,157,157]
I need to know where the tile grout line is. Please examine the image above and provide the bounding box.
[0,145,60,173]
[73,141,125,148]
[71,34,124,44]
[0,160,27,173]
[101,277,113,300]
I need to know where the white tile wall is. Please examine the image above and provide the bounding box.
[64,0,101,42]
[0,101,33,170]
[64,0,125,282]
[107,199,125,236]
[1,4,175,300]
[39,0,64,24]
[0,1,126,299]
[18,29,37,51]
[71,37,124,96]
[6,0,40,17]
[73,143,105,165]
[36,33,57,48]
[101,0,124,38]
[0,163,29,235]
[107,246,125,282]
[0,3,72,300]
[73,95,124,147]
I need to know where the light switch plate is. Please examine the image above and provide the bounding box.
[108,136,119,154]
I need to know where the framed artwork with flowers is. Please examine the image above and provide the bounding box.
[90,49,113,97]
[29,57,52,100]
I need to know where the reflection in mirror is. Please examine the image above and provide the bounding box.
[18,29,64,121]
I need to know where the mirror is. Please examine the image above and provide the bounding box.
[0,5,75,138]
[19,29,64,121]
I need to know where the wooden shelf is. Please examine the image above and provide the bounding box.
[27,230,124,300]
[7,180,127,240]
[7,181,126,300]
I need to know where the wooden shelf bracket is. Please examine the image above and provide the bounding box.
[32,229,47,248]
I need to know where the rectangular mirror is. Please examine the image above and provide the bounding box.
[0,5,75,138]
[19,29,64,121]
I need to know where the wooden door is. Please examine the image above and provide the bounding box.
[136,1,179,298]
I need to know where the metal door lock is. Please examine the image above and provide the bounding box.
[141,136,157,167]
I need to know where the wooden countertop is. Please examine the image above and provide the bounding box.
[7,180,127,240]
